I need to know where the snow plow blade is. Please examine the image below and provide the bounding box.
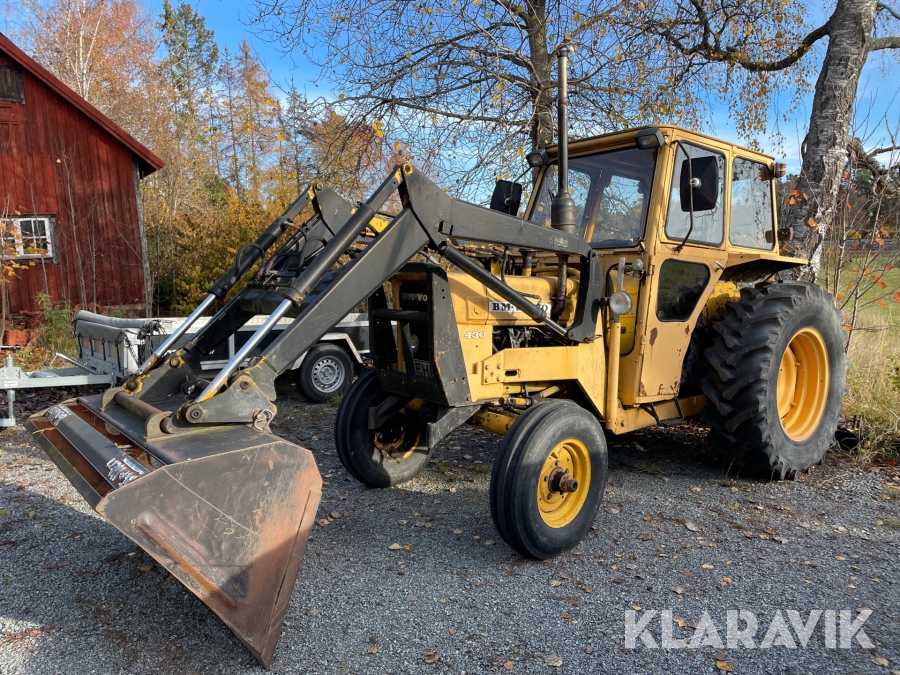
[25,394,322,669]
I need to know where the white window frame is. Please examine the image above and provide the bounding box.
[0,216,54,259]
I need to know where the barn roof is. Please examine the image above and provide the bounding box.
[0,32,164,176]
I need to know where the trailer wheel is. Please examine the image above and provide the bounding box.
[334,371,430,487]
[490,401,607,559]
[295,343,354,403]
[701,282,849,478]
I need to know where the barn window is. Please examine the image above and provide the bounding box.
[1,217,53,258]
[0,67,25,104]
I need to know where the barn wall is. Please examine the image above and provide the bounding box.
[0,50,146,314]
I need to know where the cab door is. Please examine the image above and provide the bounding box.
[636,139,729,402]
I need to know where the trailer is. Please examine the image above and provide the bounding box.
[74,310,369,403]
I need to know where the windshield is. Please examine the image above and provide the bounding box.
[528,146,657,248]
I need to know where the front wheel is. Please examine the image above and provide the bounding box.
[490,400,608,559]
[334,371,430,487]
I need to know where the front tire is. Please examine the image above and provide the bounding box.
[334,371,430,487]
[490,401,608,559]
[701,282,848,478]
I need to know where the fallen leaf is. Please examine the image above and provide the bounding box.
[835,555,846,561]
[742,531,754,538]
[804,560,819,567]
[612,578,625,584]
[449,628,457,635]
[643,516,652,522]
[544,655,563,667]
[638,533,654,541]
[424,651,440,664]
[716,660,734,672]
[138,565,152,572]
[701,563,714,570]
[683,521,700,532]
[561,612,573,619]
[367,647,378,654]
[330,511,341,519]
[306,608,319,617]
[317,519,329,527]
[388,543,402,550]
[871,657,889,666]
[671,586,685,595]
[606,507,620,514]
[453,529,462,534]
[399,520,409,525]
[774,536,788,543]
[504,661,514,670]
[549,579,563,587]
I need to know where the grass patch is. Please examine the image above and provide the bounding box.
[841,295,900,462]
[821,263,900,463]
[880,517,900,529]
[633,461,661,475]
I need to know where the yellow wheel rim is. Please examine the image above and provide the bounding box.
[537,438,591,528]
[776,327,829,442]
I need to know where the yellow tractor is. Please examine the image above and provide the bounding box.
[27,48,847,667]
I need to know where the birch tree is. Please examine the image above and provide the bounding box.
[636,0,900,279]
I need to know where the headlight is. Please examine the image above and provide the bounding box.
[609,291,633,315]
[407,331,420,354]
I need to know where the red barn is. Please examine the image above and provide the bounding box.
[0,32,163,315]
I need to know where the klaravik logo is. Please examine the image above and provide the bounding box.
[624,609,874,649]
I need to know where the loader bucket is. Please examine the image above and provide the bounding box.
[25,394,322,669]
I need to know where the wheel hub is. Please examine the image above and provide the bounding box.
[537,439,591,528]
[373,411,420,461]
[312,357,344,393]
[776,327,829,442]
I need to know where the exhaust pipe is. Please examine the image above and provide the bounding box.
[551,46,575,320]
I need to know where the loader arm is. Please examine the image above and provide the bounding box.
[176,164,603,427]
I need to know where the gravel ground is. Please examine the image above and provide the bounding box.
[1,389,899,675]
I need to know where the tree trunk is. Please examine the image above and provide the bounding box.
[782,0,877,281]
[526,0,554,157]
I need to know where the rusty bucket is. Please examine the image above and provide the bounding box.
[25,394,322,668]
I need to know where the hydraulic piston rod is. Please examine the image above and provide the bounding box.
[195,298,294,402]
[133,293,218,377]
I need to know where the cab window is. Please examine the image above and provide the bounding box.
[665,143,725,246]
[729,157,775,249]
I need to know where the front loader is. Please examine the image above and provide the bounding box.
[27,49,848,668]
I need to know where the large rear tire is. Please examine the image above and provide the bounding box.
[490,401,608,559]
[701,282,848,478]
[334,371,430,487]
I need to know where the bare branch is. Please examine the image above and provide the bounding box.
[868,35,900,50]
[877,1,900,22]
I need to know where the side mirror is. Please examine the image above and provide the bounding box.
[490,180,523,215]
[679,156,719,212]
